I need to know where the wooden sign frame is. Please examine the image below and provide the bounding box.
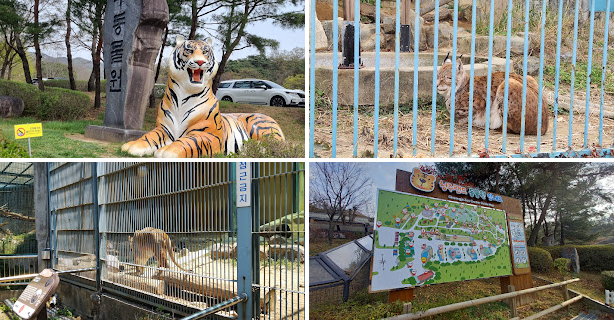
[381,168,534,303]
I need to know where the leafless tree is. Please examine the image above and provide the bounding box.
[310,163,372,246]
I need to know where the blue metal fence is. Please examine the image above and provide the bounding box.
[310,0,614,158]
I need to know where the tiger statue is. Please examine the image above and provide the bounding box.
[129,227,188,275]
[121,36,285,157]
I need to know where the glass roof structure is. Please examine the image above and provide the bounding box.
[309,234,373,288]
[0,162,34,189]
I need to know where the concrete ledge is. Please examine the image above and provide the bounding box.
[84,125,146,143]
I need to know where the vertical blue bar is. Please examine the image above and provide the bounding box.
[551,0,564,152]
[483,0,496,151]
[501,0,513,153]
[374,0,381,157]
[430,0,440,156]
[449,0,459,157]
[537,0,548,153]
[520,0,533,152]
[467,2,477,157]
[236,164,253,320]
[568,0,580,148]
[332,0,339,157]
[412,0,420,156]
[393,0,401,157]
[584,0,597,148]
[353,0,360,157]
[598,0,610,147]
[310,0,316,157]
[92,163,101,291]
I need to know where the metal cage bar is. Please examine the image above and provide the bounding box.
[309,0,614,158]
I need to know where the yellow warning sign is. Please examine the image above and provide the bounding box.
[14,123,43,139]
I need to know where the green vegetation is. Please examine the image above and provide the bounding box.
[553,258,570,276]
[0,231,37,255]
[44,79,107,92]
[544,61,614,93]
[0,99,303,158]
[0,116,118,158]
[601,271,614,291]
[527,247,553,272]
[0,135,29,158]
[56,307,74,318]
[0,79,91,120]
[538,245,614,272]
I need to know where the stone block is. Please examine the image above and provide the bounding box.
[0,96,24,118]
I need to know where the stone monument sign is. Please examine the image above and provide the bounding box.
[85,0,169,142]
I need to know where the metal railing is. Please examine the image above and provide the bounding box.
[0,255,38,286]
[309,0,614,158]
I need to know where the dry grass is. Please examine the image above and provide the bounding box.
[314,100,614,158]
[310,275,612,320]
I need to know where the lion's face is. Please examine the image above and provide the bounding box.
[168,36,218,93]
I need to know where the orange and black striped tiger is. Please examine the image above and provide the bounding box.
[121,36,285,158]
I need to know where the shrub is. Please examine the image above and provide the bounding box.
[538,245,614,272]
[0,79,90,120]
[553,258,570,275]
[528,247,553,272]
[601,271,614,291]
[219,135,304,158]
[0,136,29,158]
[0,79,41,114]
[44,79,107,92]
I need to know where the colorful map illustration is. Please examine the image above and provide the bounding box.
[371,189,513,292]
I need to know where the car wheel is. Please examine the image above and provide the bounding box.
[221,96,233,102]
[270,96,285,107]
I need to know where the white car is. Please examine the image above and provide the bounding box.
[216,79,305,107]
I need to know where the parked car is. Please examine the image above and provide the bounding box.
[216,79,305,107]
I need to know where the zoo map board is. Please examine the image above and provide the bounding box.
[370,189,513,292]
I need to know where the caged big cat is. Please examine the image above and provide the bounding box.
[437,54,550,136]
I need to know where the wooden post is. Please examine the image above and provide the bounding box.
[508,285,518,318]
[561,283,569,311]
[500,273,535,306]
[389,288,414,303]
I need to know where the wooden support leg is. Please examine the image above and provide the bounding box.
[508,285,518,319]
[561,284,569,312]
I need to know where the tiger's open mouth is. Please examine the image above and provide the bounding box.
[187,68,204,84]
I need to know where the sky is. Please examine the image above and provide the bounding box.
[43,2,304,62]
[310,162,434,218]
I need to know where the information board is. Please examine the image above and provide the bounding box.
[13,270,59,319]
[507,214,531,275]
[370,189,513,292]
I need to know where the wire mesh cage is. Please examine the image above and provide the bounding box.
[0,162,37,284]
[45,161,305,320]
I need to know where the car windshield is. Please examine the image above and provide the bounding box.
[218,82,231,88]
[264,81,284,89]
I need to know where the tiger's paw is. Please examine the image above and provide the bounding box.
[154,144,187,158]
[122,140,158,157]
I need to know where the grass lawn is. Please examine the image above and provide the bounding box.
[310,275,611,320]
[0,98,304,158]
[535,270,608,303]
